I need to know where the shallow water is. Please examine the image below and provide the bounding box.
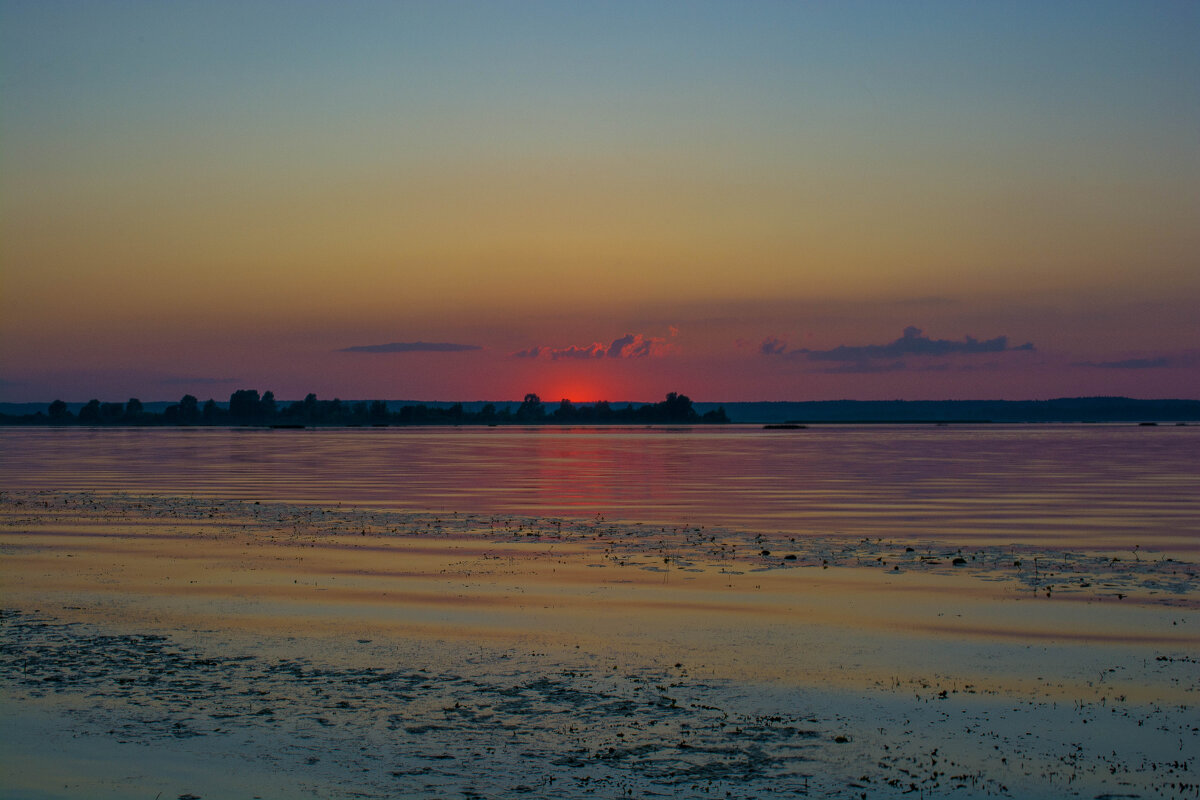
[3,426,1199,798]
[3,424,1199,552]
[2,493,1197,800]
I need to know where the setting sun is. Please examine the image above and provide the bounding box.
[544,382,605,405]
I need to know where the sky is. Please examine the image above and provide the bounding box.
[2,0,1198,403]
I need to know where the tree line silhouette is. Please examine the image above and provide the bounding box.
[5,391,729,427]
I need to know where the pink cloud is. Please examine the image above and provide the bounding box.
[513,332,675,361]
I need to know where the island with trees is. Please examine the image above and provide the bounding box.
[0,391,730,427]
[6,394,1198,426]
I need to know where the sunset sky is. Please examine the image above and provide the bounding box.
[2,1,1198,403]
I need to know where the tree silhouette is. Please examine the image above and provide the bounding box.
[516,393,545,421]
[639,392,698,423]
[7,388,731,427]
[179,395,200,423]
[229,389,263,421]
[78,399,101,423]
[554,399,576,421]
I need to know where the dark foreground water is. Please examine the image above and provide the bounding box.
[3,424,1198,553]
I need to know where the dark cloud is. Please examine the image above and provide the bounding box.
[805,326,1033,361]
[608,333,660,358]
[340,341,482,354]
[514,332,673,360]
[763,326,1035,367]
[760,336,788,356]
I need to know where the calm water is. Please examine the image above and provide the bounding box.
[2,425,1198,552]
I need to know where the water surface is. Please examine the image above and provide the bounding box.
[4,424,1197,552]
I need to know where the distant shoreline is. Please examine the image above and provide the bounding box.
[3,396,1199,425]
[0,392,729,427]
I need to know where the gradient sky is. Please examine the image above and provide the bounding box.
[2,0,1198,403]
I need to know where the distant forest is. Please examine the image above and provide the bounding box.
[3,394,1198,427]
[0,391,730,427]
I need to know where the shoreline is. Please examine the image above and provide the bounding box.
[2,490,1198,798]
[6,489,1197,605]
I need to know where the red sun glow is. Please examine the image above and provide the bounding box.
[543,381,608,405]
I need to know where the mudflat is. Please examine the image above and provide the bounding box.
[2,491,1197,799]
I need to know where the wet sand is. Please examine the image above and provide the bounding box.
[2,490,1197,798]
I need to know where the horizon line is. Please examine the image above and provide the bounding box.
[4,395,1200,406]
